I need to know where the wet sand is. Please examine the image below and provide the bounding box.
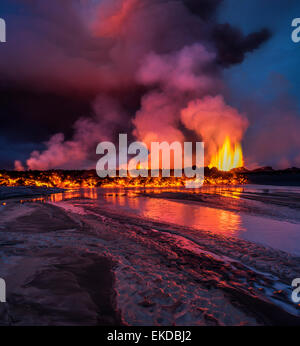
[0,201,122,326]
[0,186,300,325]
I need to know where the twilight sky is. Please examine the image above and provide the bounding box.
[0,0,299,169]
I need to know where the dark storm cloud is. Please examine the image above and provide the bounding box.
[0,0,271,93]
[183,0,223,19]
[0,88,92,142]
[212,24,271,67]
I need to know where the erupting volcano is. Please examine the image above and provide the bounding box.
[209,137,244,172]
[1,0,300,329]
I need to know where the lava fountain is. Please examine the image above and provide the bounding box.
[209,137,244,172]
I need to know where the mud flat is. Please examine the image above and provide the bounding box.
[0,190,300,326]
[0,201,122,326]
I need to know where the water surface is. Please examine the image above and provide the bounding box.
[42,185,300,255]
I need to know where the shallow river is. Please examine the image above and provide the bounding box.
[41,184,300,256]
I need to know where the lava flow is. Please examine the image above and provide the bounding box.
[209,137,244,172]
[0,169,247,188]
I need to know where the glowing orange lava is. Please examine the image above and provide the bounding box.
[209,137,244,172]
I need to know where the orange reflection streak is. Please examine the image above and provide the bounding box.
[32,189,101,203]
[118,196,244,237]
[18,185,245,237]
[199,186,244,199]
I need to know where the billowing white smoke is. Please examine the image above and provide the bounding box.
[133,92,185,146]
[15,0,251,170]
[137,44,218,94]
[133,43,247,163]
[181,95,249,160]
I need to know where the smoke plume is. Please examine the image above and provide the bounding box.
[4,0,272,170]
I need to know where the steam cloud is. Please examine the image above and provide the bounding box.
[5,0,274,170]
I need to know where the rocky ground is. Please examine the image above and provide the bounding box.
[0,186,300,325]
